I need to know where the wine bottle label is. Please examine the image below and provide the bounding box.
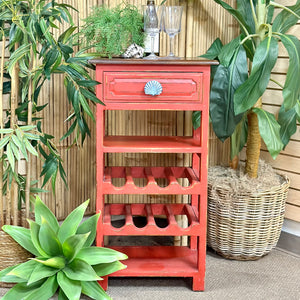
[144,32,159,53]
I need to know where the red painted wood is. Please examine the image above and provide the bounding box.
[102,166,202,195]
[107,245,205,290]
[104,72,202,102]
[109,246,199,276]
[103,136,202,153]
[102,203,201,236]
[95,59,214,292]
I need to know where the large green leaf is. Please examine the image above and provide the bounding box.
[23,275,58,300]
[63,259,101,281]
[218,36,242,67]
[253,108,284,159]
[278,105,297,148]
[280,34,300,110]
[192,111,201,130]
[200,38,223,59]
[57,271,82,300]
[27,263,59,285]
[2,225,40,256]
[57,200,89,244]
[93,261,127,277]
[237,0,256,34]
[272,0,300,34]
[62,233,90,262]
[34,196,59,232]
[81,281,112,300]
[214,0,252,35]
[39,217,62,256]
[234,37,278,115]
[296,100,300,122]
[76,213,100,248]
[210,44,248,141]
[76,247,128,265]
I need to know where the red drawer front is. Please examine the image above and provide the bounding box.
[104,72,203,102]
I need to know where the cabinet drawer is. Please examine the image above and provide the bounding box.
[104,72,203,102]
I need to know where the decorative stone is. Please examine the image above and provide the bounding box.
[122,43,144,58]
[144,80,163,96]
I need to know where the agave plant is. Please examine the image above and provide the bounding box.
[194,0,300,177]
[0,197,127,300]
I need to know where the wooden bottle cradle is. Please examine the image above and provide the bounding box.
[92,58,216,292]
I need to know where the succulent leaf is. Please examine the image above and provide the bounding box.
[0,265,27,283]
[76,246,128,265]
[58,200,89,244]
[1,225,40,256]
[57,271,82,300]
[23,275,58,300]
[93,261,127,277]
[7,260,38,280]
[27,263,59,285]
[76,213,100,248]
[63,259,101,281]
[34,257,66,269]
[34,196,59,232]
[81,281,112,300]
[62,232,90,262]
[1,280,46,300]
[39,217,62,256]
[27,220,49,257]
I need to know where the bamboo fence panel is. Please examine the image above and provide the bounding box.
[33,0,237,220]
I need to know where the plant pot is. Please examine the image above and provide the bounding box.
[207,172,290,260]
[0,210,33,287]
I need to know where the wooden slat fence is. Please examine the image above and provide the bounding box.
[33,0,300,224]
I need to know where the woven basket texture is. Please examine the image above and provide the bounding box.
[207,175,290,261]
[0,211,33,288]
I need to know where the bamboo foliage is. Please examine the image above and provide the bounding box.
[0,0,102,225]
[0,32,5,227]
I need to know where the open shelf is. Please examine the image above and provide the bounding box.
[109,246,199,277]
[103,166,202,195]
[102,136,202,153]
[95,59,212,291]
[103,203,200,236]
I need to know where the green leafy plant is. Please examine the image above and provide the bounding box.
[0,0,102,222]
[193,0,300,177]
[0,197,127,300]
[80,3,144,58]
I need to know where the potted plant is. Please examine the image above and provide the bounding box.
[0,197,127,299]
[193,0,300,260]
[80,3,145,58]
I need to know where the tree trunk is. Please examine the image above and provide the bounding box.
[245,99,262,178]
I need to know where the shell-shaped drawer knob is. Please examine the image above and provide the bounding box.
[144,80,163,96]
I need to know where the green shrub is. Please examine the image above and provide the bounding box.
[80,3,144,58]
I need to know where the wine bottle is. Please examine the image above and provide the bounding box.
[144,0,160,56]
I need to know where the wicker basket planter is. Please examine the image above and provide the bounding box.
[207,174,290,260]
[0,211,33,287]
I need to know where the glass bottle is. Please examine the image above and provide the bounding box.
[144,0,160,56]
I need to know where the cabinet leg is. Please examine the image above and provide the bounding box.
[99,276,108,291]
[192,275,204,291]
